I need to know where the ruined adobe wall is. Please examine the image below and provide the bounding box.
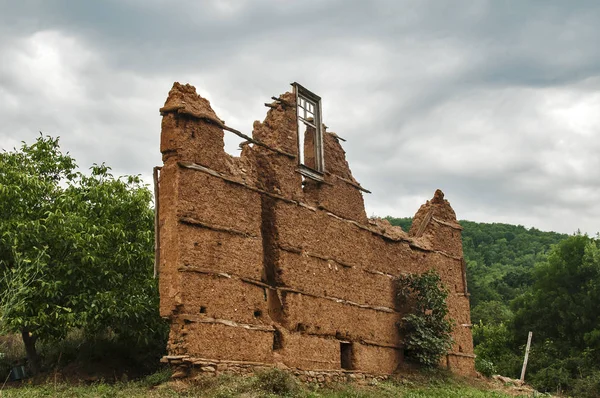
[157,83,475,379]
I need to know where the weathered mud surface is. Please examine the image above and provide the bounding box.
[158,83,475,377]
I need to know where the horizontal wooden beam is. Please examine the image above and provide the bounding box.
[179,216,257,238]
[177,315,276,332]
[334,175,371,193]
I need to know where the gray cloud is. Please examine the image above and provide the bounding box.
[1,0,599,235]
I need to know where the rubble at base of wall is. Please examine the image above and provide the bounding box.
[161,356,390,385]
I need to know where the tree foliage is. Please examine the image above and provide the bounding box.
[511,235,600,393]
[513,235,600,354]
[395,270,453,367]
[0,135,165,372]
[472,322,521,377]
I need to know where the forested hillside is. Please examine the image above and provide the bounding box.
[386,218,566,319]
[387,217,600,396]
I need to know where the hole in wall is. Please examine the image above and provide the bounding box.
[267,290,285,324]
[340,342,354,370]
[301,171,319,193]
[254,309,263,318]
[273,329,284,351]
[199,306,207,314]
[296,323,307,332]
[173,303,184,315]
[223,131,247,157]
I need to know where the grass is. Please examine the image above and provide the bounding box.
[0,368,545,398]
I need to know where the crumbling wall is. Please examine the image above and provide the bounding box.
[158,83,475,378]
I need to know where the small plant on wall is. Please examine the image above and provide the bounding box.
[396,270,454,367]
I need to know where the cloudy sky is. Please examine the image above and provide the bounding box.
[1,0,599,235]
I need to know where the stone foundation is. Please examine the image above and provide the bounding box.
[161,355,390,385]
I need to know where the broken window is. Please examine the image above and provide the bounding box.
[292,83,324,180]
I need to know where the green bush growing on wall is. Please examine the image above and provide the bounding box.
[396,270,454,367]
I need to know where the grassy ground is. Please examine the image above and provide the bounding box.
[1,333,548,397]
[1,368,546,398]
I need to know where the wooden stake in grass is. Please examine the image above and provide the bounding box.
[520,331,533,382]
[1,368,12,392]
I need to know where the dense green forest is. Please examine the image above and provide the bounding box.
[387,217,600,396]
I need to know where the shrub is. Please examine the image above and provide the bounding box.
[530,364,572,394]
[572,371,600,398]
[475,356,496,377]
[472,323,521,378]
[395,270,454,367]
[0,334,25,381]
[253,368,299,396]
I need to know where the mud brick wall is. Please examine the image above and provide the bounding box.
[157,82,475,377]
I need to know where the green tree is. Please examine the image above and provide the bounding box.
[0,135,164,373]
[512,234,600,393]
[472,322,521,377]
[470,300,512,326]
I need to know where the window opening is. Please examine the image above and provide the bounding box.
[340,342,354,370]
[292,83,324,180]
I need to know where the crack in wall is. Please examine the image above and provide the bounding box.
[257,154,286,326]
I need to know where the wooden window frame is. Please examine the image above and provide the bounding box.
[292,82,325,181]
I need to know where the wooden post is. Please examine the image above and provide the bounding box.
[153,166,161,278]
[520,331,533,382]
